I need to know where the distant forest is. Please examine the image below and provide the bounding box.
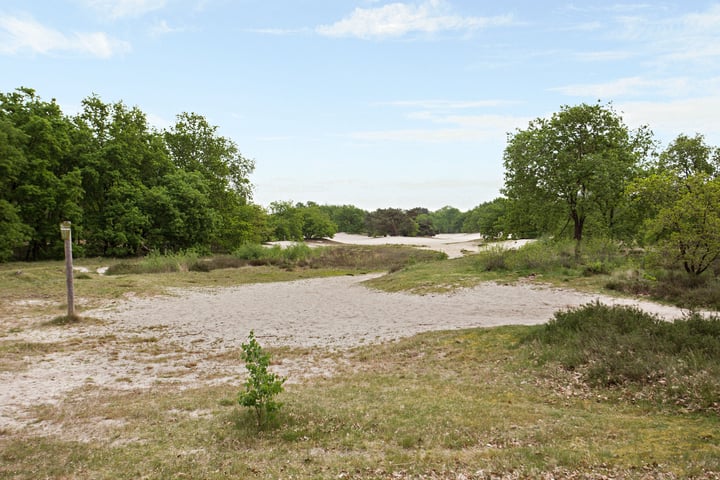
[3,88,720,276]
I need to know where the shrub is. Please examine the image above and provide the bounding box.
[238,331,286,427]
[472,246,508,272]
[234,243,273,261]
[526,302,720,413]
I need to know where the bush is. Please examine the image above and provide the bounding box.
[472,246,508,272]
[606,267,720,310]
[238,331,286,427]
[526,302,720,413]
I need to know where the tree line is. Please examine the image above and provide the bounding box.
[0,87,506,261]
[3,89,719,276]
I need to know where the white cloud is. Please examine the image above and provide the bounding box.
[84,0,166,19]
[316,0,513,39]
[610,4,720,65]
[0,14,130,57]
[349,113,530,143]
[552,76,692,98]
[573,50,635,62]
[619,97,720,144]
[150,19,186,36]
[377,99,520,109]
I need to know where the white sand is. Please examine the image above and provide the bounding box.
[89,274,688,350]
[272,232,533,259]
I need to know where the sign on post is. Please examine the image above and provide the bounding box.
[60,221,75,317]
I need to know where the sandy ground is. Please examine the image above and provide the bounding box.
[273,232,534,259]
[1,275,693,433]
[0,235,697,434]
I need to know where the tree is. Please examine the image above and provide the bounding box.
[268,201,304,241]
[165,113,255,251]
[300,204,337,239]
[658,133,719,180]
[503,102,651,247]
[321,204,366,234]
[365,208,418,237]
[238,331,286,427]
[462,198,509,237]
[431,206,464,233]
[645,175,720,275]
[1,88,83,259]
[73,96,172,256]
[165,112,254,203]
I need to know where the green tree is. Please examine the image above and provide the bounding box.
[0,110,31,259]
[74,96,172,256]
[431,206,464,233]
[320,204,367,234]
[503,102,651,247]
[300,204,337,239]
[238,331,286,427]
[658,133,719,180]
[645,175,720,275]
[462,198,509,237]
[1,88,83,259]
[366,208,418,237]
[268,201,304,241]
[164,113,255,250]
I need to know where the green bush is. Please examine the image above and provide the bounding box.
[234,243,277,260]
[606,267,720,310]
[526,302,720,413]
[472,246,508,272]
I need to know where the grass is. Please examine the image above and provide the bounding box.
[1,326,719,479]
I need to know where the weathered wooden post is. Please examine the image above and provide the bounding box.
[60,221,75,317]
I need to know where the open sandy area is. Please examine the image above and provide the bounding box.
[1,268,694,433]
[275,232,534,259]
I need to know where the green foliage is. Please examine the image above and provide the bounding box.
[320,204,367,234]
[365,208,419,237]
[607,267,720,310]
[429,205,464,233]
[238,331,286,427]
[471,239,579,274]
[461,197,509,237]
[503,102,652,243]
[526,302,720,413]
[645,174,720,275]
[658,133,719,179]
[0,87,257,261]
[268,201,304,241]
[299,204,337,239]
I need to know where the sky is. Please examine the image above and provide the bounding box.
[2,1,720,212]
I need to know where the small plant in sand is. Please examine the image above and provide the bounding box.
[238,331,286,427]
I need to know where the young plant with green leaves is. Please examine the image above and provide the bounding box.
[238,330,286,427]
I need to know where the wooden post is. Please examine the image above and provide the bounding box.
[60,221,74,317]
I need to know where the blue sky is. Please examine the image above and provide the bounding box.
[2,1,720,211]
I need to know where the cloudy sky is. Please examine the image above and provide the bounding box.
[2,1,720,211]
